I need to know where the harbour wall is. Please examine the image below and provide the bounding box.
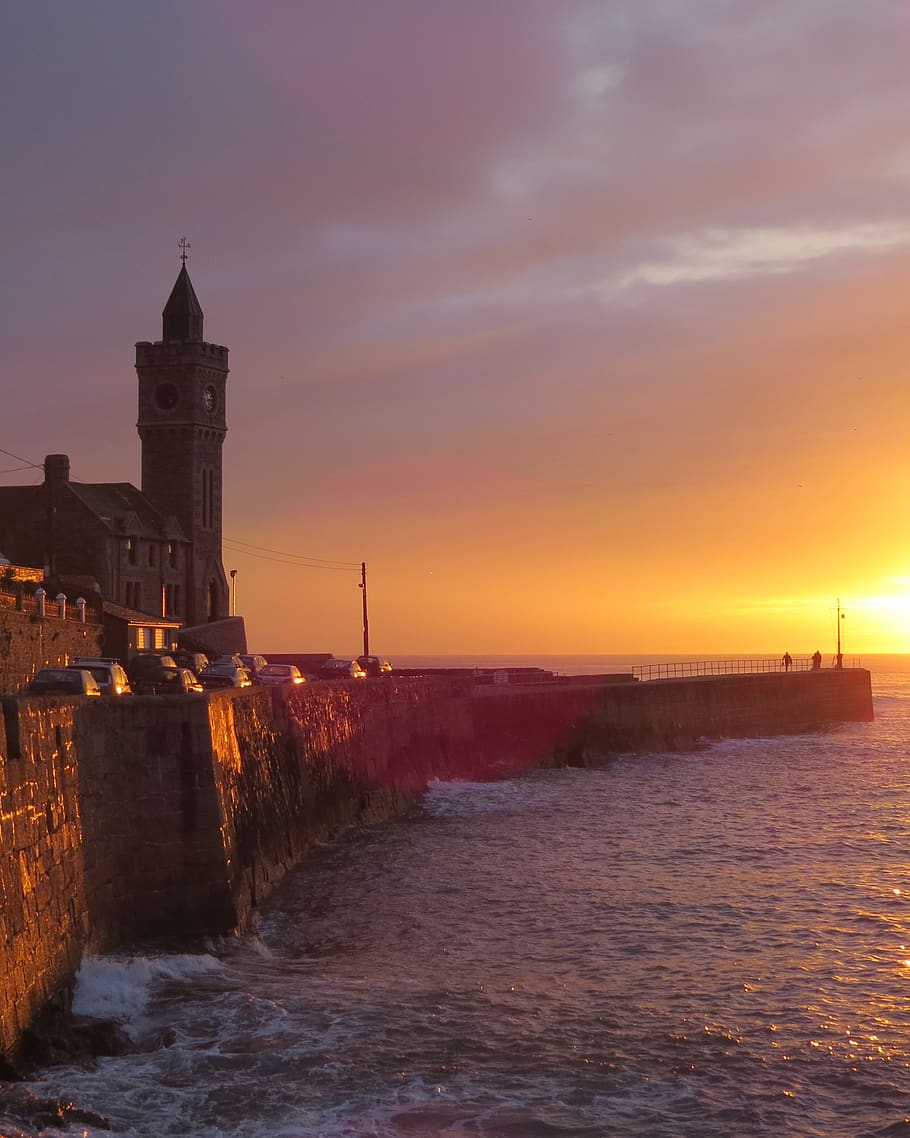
[0,667,872,1064]
[0,607,104,695]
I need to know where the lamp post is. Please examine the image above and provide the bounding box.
[230,569,237,616]
[836,596,844,669]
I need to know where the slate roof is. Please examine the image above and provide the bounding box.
[66,481,185,540]
[0,484,41,515]
[103,600,181,628]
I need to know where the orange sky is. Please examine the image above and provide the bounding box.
[2,2,909,657]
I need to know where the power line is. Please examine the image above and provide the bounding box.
[222,546,359,572]
[225,534,359,566]
[223,539,361,571]
[0,447,43,469]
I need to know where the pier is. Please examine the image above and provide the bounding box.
[0,666,873,1068]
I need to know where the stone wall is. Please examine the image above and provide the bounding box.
[0,676,476,1062]
[0,667,873,1065]
[0,699,90,1061]
[468,669,875,766]
[208,677,474,929]
[0,608,104,694]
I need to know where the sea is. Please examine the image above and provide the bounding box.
[8,654,910,1138]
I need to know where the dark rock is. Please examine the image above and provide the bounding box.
[0,1084,110,1132]
[19,1002,127,1069]
[0,1056,22,1083]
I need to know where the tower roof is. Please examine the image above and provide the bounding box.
[162,264,204,342]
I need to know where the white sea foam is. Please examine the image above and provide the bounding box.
[72,953,223,1034]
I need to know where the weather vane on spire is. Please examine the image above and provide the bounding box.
[178,236,191,265]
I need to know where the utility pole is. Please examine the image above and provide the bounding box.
[359,561,369,657]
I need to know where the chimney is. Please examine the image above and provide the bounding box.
[44,454,70,484]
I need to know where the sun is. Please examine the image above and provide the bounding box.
[845,588,910,653]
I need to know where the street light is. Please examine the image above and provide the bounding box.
[836,597,845,669]
[230,569,237,616]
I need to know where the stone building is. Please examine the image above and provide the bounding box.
[136,263,230,625]
[0,263,241,652]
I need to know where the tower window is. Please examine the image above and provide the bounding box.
[201,467,215,529]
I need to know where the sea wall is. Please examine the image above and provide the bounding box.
[211,677,474,929]
[0,667,872,1064]
[468,669,874,767]
[0,608,104,694]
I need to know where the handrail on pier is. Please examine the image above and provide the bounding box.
[632,657,862,682]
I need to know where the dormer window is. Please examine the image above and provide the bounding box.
[127,538,137,566]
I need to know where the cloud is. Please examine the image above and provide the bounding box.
[4,0,910,650]
[616,221,910,288]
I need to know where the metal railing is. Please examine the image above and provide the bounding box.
[632,657,862,682]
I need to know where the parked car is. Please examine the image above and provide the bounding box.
[239,653,269,679]
[28,668,102,697]
[199,662,253,689]
[68,659,132,696]
[357,655,393,677]
[128,653,177,685]
[134,666,204,695]
[318,658,367,680]
[256,663,306,687]
[171,651,209,675]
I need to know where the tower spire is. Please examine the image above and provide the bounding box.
[162,242,203,341]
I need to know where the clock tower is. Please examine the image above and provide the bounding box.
[135,261,230,626]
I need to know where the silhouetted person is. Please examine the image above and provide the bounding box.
[811,649,822,670]
[782,652,792,672]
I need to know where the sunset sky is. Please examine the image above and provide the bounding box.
[3,1,910,657]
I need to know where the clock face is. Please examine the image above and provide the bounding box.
[154,382,179,411]
[202,386,217,414]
